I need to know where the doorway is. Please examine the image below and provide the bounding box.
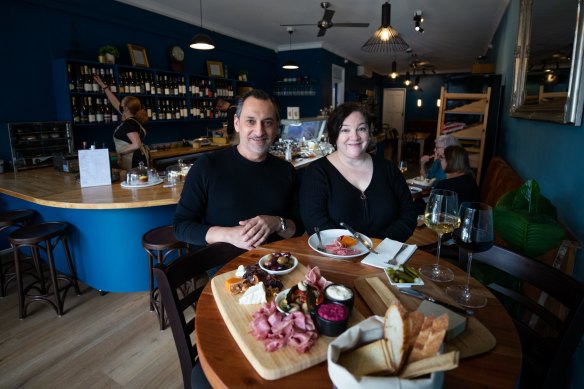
[382,88,406,161]
[332,64,345,108]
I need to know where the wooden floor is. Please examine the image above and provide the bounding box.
[0,280,183,388]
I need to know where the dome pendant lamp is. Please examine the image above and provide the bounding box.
[282,28,299,70]
[190,0,215,50]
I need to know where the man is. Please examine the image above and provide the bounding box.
[216,98,237,143]
[173,89,302,250]
[419,134,460,183]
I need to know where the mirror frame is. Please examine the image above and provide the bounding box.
[509,0,584,125]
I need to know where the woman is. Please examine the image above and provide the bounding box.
[433,145,480,205]
[419,134,460,183]
[300,103,417,242]
[93,74,148,169]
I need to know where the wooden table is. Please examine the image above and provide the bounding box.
[195,236,522,388]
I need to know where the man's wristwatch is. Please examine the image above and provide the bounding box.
[279,217,288,233]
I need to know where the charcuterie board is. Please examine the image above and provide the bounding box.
[211,263,365,380]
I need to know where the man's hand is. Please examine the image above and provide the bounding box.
[238,215,279,247]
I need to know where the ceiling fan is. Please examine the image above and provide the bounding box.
[281,2,369,37]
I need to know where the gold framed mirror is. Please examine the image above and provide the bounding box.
[509,0,584,125]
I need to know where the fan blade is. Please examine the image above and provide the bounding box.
[333,22,370,27]
[317,28,327,37]
[280,23,316,26]
[322,9,335,23]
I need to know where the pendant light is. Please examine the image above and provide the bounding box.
[362,2,409,53]
[282,28,299,70]
[389,59,398,79]
[404,71,412,86]
[190,0,215,50]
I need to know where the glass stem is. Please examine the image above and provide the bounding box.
[434,233,443,267]
[464,251,473,295]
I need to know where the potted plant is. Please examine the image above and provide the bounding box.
[98,45,119,64]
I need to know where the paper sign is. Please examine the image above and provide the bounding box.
[78,149,111,187]
[287,106,300,120]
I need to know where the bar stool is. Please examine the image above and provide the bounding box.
[9,221,81,319]
[142,225,189,330]
[0,209,37,296]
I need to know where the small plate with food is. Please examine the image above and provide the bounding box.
[308,229,371,259]
[258,252,298,275]
[409,186,422,194]
[385,264,424,288]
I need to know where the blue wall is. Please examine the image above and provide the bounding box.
[492,1,584,387]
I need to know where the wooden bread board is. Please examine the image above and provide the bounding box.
[354,274,496,359]
[211,263,365,380]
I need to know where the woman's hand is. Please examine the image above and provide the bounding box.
[93,74,106,89]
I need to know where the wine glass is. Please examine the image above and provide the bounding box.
[398,160,408,174]
[419,189,459,282]
[446,202,494,308]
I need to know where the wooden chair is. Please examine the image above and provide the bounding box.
[472,245,584,389]
[153,243,245,389]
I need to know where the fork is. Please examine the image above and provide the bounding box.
[314,227,325,252]
[385,243,408,265]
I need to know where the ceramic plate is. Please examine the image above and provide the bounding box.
[120,177,163,188]
[308,228,370,259]
[384,265,424,288]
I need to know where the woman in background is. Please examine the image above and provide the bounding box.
[93,74,149,169]
[300,102,417,242]
[419,134,460,183]
[434,145,480,205]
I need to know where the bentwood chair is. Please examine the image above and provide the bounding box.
[472,245,584,389]
[153,243,245,389]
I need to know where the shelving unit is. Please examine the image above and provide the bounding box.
[436,86,491,182]
[52,59,251,126]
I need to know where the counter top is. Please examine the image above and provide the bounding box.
[0,168,182,209]
[149,143,231,161]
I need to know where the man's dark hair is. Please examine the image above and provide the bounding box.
[235,89,280,123]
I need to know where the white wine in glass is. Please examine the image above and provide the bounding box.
[446,202,494,308]
[419,189,459,282]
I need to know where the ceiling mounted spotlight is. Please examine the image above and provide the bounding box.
[413,11,424,33]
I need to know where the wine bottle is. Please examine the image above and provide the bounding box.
[91,68,100,92]
[83,66,92,92]
[96,98,104,123]
[80,97,89,124]
[88,97,96,123]
[67,64,75,91]
[111,102,119,123]
[108,68,117,93]
[71,96,80,123]
[75,64,84,92]
[163,75,170,96]
[103,98,112,124]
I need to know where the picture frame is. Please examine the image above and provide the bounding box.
[127,44,149,67]
[206,61,224,77]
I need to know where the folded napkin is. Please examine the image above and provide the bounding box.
[361,238,417,269]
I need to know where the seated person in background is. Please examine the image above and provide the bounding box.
[434,145,480,205]
[299,102,417,242]
[419,134,460,183]
[173,89,303,251]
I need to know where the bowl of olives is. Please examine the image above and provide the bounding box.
[258,252,298,275]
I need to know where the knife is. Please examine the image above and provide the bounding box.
[399,288,475,316]
[339,222,379,254]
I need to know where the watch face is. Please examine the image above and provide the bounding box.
[171,46,184,61]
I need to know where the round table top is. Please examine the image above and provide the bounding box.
[195,236,522,388]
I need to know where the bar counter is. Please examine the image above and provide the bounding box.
[0,167,184,292]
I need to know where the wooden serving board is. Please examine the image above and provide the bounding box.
[211,263,365,380]
[354,274,496,359]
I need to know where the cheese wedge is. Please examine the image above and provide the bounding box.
[239,282,267,305]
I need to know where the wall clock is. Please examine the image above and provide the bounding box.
[170,45,184,72]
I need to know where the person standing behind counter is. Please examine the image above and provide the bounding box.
[419,134,460,183]
[216,98,238,144]
[173,89,302,251]
[299,102,417,242]
[93,74,148,169]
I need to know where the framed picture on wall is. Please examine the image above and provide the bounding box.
[206,61,224,77]
[127,44,150,67]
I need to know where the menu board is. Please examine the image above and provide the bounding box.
[78,149,111,187]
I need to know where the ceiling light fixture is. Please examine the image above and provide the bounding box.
[413,11,424,33]
[190,0,215,50]
[362,2,409,52]
[413,76,421,90]
[282,27,299,70]
[404,71,412,86]
[390,60,398,79]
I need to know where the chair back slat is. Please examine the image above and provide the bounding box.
[472,245,584,389]
[153,243,245,389]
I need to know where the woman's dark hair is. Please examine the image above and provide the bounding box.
[443,145,473,175]
[326,102,371,146]
[236,89,280,123]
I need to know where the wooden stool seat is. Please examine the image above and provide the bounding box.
[0,209,36,296]
[142,225,188,330]
[9,221,81,318]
